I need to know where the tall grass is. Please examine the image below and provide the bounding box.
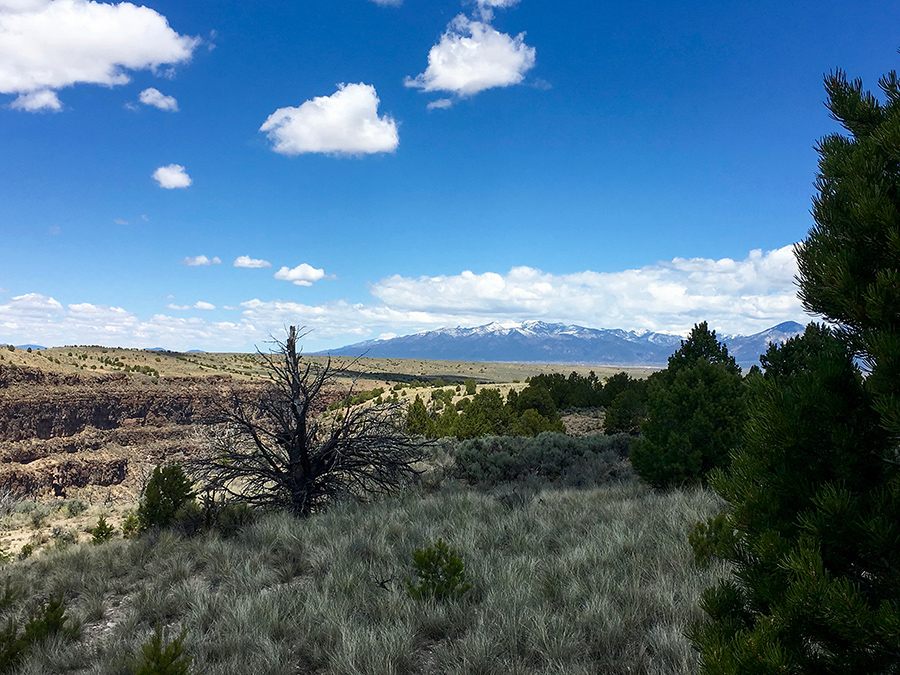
[1,480,727,674]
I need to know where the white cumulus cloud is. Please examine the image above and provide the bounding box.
[405,15,535,97]
[181,255,221,266]
[260,83,399,156]
[368,246,806,336]
[0,0,198,111]
[138,87,177,111]
[153,164,191,189]
[1,294,254,350]
[9,88,60,111]
[472,0,520,21]
[427,98,453,110]
[274,263,326,287]
[0,248,813,354]
[234,255,271,269]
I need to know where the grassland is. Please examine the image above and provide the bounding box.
[0,345,707,674]
[0,344,654,388]
[0,475,725,675]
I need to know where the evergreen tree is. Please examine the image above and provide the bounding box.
[690,64,900,674]
[630,324,745,488]
[630,360,745,488]
[666,321,740,376]
[796,67,900,439]
[602,376,649,435]
[137,465,195,531]
[405,395,432,437]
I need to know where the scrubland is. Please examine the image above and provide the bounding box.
[0,471,726,675]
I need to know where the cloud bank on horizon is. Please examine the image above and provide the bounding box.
[0,247,809,351]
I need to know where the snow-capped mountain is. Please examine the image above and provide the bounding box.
[317,319,807,368]
[722,321,806,368]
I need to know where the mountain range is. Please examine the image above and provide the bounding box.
[317,320,808,369]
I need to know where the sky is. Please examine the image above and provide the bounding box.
[0,0,897,352]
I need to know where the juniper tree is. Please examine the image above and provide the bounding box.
[689,64,900,674]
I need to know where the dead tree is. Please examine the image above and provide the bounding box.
[191,326,425,516]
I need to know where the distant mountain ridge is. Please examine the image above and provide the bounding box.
[318,320,807,369]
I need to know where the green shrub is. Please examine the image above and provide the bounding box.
[122,512,139,539]
[23,593,77,643]
[137,465,195,532]
[602,377,649,435]
[407,538,471,601]
[133,625,192,675]
[689,323,899,672]
[0,619,26,675]
[18,544,33,560]
[91,516,115,544]
[454,432,632,487]
[0,593,78,674]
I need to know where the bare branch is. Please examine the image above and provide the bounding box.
[187,326,426,516]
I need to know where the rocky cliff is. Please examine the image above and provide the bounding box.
[0,365,259,500]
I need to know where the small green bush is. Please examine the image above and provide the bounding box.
[137,465,195,532]
[0,593,78,674]
[133,625,192,675]
[91,516,115,545]
[23,593,77,643]
[407,538,471,601]
[122,512,139,539]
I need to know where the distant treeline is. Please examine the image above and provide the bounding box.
[405,370,651,440]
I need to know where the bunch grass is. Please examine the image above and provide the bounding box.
[0,478,726,674]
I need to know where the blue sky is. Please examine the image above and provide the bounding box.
[0,0,896,352]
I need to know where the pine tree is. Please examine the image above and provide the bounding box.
[666,321,740,376]
[690,64,900,674]
[630,323,745,488]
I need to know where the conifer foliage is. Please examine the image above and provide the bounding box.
[630,322,745,488]
[689,64,900,674]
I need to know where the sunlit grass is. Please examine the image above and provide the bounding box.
[1,479,727,674]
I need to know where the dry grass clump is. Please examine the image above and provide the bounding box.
[0,480,726,674]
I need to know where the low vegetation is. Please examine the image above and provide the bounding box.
[2,62,897,675]
[0,476,726,674]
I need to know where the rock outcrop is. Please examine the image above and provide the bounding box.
[0,366,260,499]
